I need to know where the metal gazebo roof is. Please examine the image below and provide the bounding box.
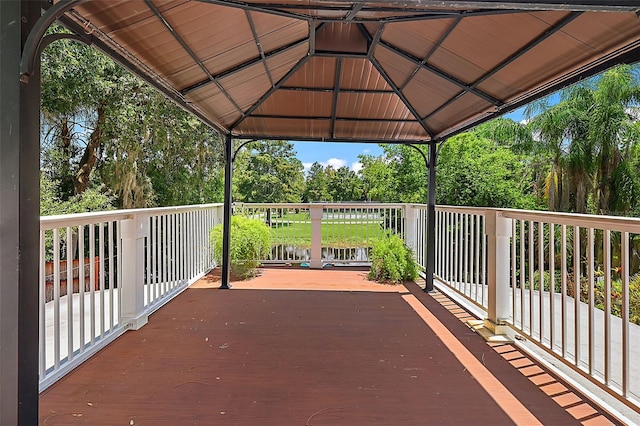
[52,0,640,143]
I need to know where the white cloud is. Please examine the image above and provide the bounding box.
[362,148,371,154]
[322,158,347,169]
[302,162,313,174]
[351,162,363,173]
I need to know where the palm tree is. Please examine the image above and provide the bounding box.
[525,65,640,215]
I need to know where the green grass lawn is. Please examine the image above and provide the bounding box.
[270,220,385,248]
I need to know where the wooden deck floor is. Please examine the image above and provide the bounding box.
[40,268,621,425]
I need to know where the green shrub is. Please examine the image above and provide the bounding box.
[210,216,272,279]
[368,233,418,284]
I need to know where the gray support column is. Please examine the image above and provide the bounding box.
[19,1,42,423]
[425,142,438,292]
[0,2,23,423]
[220,134,233,289]
[1,1,41,423]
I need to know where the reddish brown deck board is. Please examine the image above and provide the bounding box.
[39,269,616,425]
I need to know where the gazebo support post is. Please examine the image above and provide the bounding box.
[0,1,42,423]
[220,133,233,289]
[425,142,438,292]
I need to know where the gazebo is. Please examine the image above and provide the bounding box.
[2,0,640,423]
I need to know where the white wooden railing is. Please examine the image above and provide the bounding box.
[430,205,640,416]
[235,203,405,267]
[38,201,639,417]
[39,204,223,390]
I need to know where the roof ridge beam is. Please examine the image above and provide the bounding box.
[370,57,435,139]
[195,0,310,21]
[144,0,245,115]
[181,37,308,95]
[330,58,343,138]
[400,15,462,90]
[251,114,419,123]
[246,10,274,87]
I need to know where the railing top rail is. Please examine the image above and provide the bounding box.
[436,205,640,233]
[235,202,408,209]
[499,208,640,233]
[434,205,488,215]
[40,203,223,229]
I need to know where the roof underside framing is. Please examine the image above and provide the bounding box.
[57,0,640,143]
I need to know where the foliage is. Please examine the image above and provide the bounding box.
[436,132,539,209]
[326,166,363,202]
[41,174,114,216]
[234,140,304,203]
[359,145,427,203]
[303,162,330,202]
[524,65,640,215]
[41,27,225,209]
[368,233,418,284]
[210,216,272,279]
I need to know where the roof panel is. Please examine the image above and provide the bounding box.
[250,12,309,52]
[284,57,337,89]
[429,11,570,83]
[220,63,272,112]
[265,42,310,83]
[478,12,640,102]
[162,3,259,76]
[316,22,368,54]
[426,93,493,135]
[254,91,334,117]
[336,92,412,120]
[187,86,240,128]
[382,18,457,59]
[373,46,418,89]
[340,58,391,91]
[236,117,331,139]
[334,120,428,140]
[402,68,464,118]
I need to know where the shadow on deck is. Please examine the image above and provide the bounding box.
[39,268,620,425]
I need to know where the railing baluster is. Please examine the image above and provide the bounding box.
[39,229,46,377]
[538,221,544,343]
[53,228,60,370]
[109,220,115,331]
[604,229,611,385]
[511,219,517,327]
[78,225,85,353]
[574,225,581,366]
[561,224,567,359]
[529,220,534,335]
[549,223,555,352]
[99,222,105,339]
[588,227,595,375]
[621,231,630,396]
[89,223,96,345]
[520,220,525,329]
[66,226,74,362]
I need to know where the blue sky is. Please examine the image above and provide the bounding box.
[291,106,528,174]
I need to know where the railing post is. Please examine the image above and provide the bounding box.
[404,205,417,256]
[309,204,323,268]
[485,210,512,334]
[120,214,149,330]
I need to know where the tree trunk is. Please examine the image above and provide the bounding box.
[74,106,104,195]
